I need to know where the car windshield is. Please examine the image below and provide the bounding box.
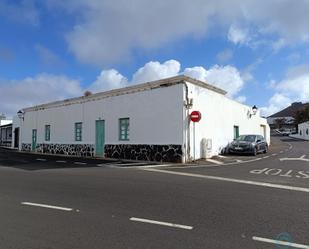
[236,135,256,142]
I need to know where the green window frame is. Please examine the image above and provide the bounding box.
[119,118,130,141]
[45,125,50,141]
[75,122,82,141]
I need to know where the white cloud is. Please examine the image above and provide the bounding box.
[1,59,247,117]
[132,60,180,84]
[227,24,250,45]
[0,74,82,117]
[260,93,292,117]
[88,69,128,93]
[184,64,245,97]
[45,0,309,65]
[261,65,309,116]
[216,49,233,63]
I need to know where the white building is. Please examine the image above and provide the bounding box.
[14,75,270,163]
[290,121,309,140]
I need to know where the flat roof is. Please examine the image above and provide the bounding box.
[23,75,227,112]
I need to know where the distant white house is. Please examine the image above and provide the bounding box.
[0,120,12,147]
[13,75,270,163]
[290,121,309,140]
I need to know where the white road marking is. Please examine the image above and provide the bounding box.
[56,160,66,163]
[74,162,87,165]
[252,236,309,249]
[36,158,47,161]
[280,151,284,153]
[21,202,73,211]
[129,217,193,230]
[280,157,309,162]
[207,159,223,165]
[250,168,309,179]
[143,168,309,193]
[236,159,243,163]
[272,153,277,156]
[263,156,269,159]
[301,155,306,159]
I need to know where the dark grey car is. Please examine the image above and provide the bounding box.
[228,134,268,156]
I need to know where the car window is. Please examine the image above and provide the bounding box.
[236,135,256,142]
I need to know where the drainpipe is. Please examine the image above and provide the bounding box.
[182,81,191,163]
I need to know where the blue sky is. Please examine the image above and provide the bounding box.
[1,0,309,118]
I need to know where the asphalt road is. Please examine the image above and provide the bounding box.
[0,135,308,249]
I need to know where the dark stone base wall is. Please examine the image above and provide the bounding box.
[37,143,95,157]
[21,143,183,163]
[104,144,183,163]
[22,143,94,157]
[22,143,31,152]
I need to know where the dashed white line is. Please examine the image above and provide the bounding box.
[36,158,47,161]
[280,151,284,153]
[129,217,193,230]
[280,157,309,162]
[74,162,87,165]
[272,153,277,156]
[207,159,223,165]
[21,202,73,211]
[263,156,270,159]
[143,168,309,193]
[252,236,309,249]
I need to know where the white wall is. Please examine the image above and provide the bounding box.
[290,122,309,140]
[21,84,184,146]
[184,82,270,159]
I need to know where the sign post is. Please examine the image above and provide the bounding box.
[190,111,202,161]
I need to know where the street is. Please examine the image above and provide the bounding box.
[0,136,309,249]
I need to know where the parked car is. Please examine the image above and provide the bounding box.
[228,134,268,156]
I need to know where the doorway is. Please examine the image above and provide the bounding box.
[14,128,19,148]
[95,120,105,157]
[32,129,37,151]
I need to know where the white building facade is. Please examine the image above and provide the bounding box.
[290,122,309,140]
[16,76,270,163]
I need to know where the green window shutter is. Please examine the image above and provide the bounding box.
[119,118,130,141]
[75,122,82,141]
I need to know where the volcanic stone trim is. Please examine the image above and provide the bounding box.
[104,144,183,163]
[36,143,94,157]
[22,143,31,152]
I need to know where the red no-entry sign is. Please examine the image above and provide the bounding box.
[190,111,201,122]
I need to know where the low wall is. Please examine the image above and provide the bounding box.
[21,143,183,163]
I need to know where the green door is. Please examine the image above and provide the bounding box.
[95,120,105,157]
[233,126,239,139]
[32,129,37,151]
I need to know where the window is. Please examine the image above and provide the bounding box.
[75,122,82,141]
[119,118,129,141]
[45,125,50,141]
[233,126,239,139]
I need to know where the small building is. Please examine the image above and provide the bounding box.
[15,75,270,163]
[0,121,13,147]
[290,121,309,140]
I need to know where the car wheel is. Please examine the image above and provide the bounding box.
[263,145,268,154]
[252,147,257,156]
